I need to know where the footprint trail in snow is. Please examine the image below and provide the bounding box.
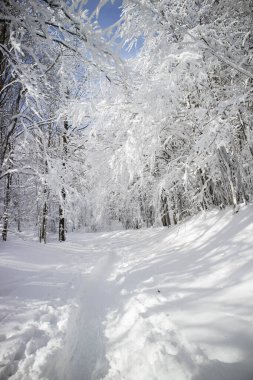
[54,252,121,380]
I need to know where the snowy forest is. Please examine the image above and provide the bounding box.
[1,0,253,242]
[1,2,253,380]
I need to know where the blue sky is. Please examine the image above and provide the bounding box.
[85,0,123,28]
[85,0,143,59]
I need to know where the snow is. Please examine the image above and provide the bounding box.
[1,205,253,379]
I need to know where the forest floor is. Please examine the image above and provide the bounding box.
[1,205,253,380]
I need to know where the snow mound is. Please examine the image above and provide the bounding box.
[104,293,201,380]
[0,301,69,380]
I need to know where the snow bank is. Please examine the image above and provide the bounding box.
[102,205,253,380]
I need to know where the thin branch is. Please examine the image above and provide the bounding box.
[0,78,19,95]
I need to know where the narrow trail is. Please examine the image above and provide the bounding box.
[54,251,120,380]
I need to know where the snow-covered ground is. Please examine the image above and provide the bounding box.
[1,205,253,380]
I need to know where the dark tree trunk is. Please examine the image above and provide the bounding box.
[161,191,171,227]
[40,201,48,243]
[59,188,66,242]
[40,159,49,243]
[59,119,68,242]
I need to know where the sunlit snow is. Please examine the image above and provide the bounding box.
[1,205,253,379]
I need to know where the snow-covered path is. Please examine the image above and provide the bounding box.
[1,206,253,380]
[56,251,121,380]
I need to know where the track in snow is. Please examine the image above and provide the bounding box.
[53,251,120,380]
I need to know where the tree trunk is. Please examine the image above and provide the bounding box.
[161,191,171,227]
[59,119,68,242]
[59,188,66,242]
[2,173,12,241]
[218,146,238,208]
[40,201,48,243]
